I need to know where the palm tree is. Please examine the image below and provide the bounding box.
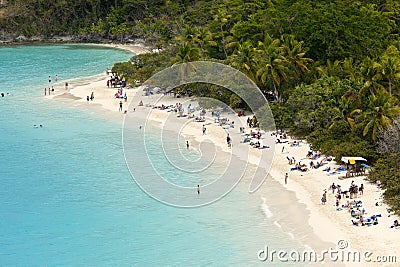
[280,35,313,83]
[176,42,200,64]
[255,35,289,101]
[359,56,383,97]
[229,41,257,82]
[175,25,197,44]
[173,42,200,97]
[329,96,361,130]
[342,57,361,82]
[321,59,342,78]
[193,27,217,55]
[373,45,400,96]
[362,89,400,141]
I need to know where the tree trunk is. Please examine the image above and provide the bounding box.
[273,82,279,102]
[220,24,227,59]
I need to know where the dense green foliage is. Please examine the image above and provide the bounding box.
[368,155,400,215]
[2,0,400,213]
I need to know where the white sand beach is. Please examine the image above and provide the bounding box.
[49,44,399,266]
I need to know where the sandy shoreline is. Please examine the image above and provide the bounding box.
[49,44,399,266]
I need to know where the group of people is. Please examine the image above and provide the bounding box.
[246,116,258,128]
[44,74,59,96]
[322,180,386,227]
[290,152,332,172]
[48,74,58,83]
[114,88,128,101]
[87,92,95,102]
[107,74,126,88]
[44,86,55,96]
[326,181,364,204]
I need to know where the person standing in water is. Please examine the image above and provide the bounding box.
[48,76,51,83]
[119,101,123,112]
[197,185,200,195]
[186,141,189,149]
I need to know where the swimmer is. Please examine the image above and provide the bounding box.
[33,125,38,128]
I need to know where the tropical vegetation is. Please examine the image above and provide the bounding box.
[2,0,400,214]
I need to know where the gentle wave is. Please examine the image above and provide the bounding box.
[261,197,273,218]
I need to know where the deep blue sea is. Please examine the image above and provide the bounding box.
[0,44,308,266]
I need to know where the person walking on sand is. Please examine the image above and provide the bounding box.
[65,82,68,90]
[119,101,123,112]
[202,125,206,135]
[44,87,46,96]
[321,191,327,205]
[197,185,200,195]
[285,173,288,184]
[227,134,231,148]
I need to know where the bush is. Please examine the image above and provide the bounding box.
[368,154,400,215]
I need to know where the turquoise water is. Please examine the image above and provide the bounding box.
[0,45,308,266]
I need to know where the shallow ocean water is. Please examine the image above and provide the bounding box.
[0,45,309,266]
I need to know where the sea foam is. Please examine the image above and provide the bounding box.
[261,197,273,218]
